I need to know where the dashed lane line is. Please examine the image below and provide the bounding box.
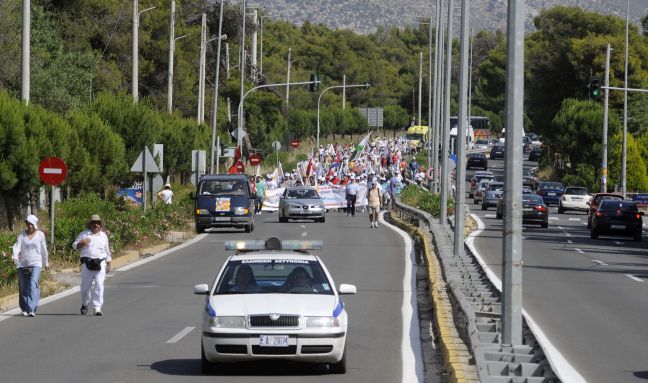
[166,326,195,344]
[569,218,581,221]
[592,260,608,266]
[558,226,564,230]
[565,232,572,237]
[301,232,307,237]
[626,274,644,282]
[574,248,584,254]
[614,241,624,245]
[484,214,496,219]
[566,240,573,244]
[549,217,560,221]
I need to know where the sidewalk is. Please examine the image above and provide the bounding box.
[0,230,195,313]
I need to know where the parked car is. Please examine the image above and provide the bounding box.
[536,182,564,206]
[496,194,549,227]
[590,200,643,241]
[528,147,542,161]
[193,174,255,233]
[490,144,505,159]
[482,181,504,210]
[466,152,488,170]
[469,171,494,197]
[587,193,624,228]
[474,179,492,205]
[278,187,326,223]
[558,186,590,214]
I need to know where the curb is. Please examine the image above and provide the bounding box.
[0,231,195,314]
[388,213,478,383]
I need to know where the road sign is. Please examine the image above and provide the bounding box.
[272,141,281,151]
[39,157,67,185]
[130,147,160,173]
[249,154,261,166]
[231,129,247,140]
[235,161,245,173]
[222,147,236,158]
[290,139,300,148]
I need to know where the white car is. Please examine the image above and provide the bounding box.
[474,178,492,205]
[558,186,590,213]
[194,237,357,374]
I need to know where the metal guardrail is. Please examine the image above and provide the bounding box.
[393,198,560,383]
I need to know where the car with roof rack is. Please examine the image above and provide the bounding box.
[194,237,356,374]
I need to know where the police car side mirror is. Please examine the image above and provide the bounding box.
[338,284,357,295]
[193,284,209,294]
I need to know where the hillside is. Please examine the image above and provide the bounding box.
[246,0,648,34]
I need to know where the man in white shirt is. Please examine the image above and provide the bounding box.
[345,177,360,217]
[73,214,112,316]
[156,183,173,204]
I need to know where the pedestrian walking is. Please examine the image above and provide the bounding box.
[254,176,265,214]
[10,215,48,317]
[156,183,173,204]
[367,182,383,228]
[345,177,359,217]
[73,214,112,316]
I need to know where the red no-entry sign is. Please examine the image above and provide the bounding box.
[290,139,300,148]
[39,157,67,186]
[249,154,261,166]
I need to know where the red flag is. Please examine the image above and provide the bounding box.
[306,158,313,176]
[228,163,238,174]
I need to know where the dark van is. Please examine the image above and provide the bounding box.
[193,174,255,233]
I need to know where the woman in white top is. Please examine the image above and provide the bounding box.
[12,215,49,317]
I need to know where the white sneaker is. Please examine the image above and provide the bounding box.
[375,222,379,228]
[21,311,28,316]
[371,222,375,228]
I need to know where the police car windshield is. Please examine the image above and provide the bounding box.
[200,180,246,196]
[215,260,334,295]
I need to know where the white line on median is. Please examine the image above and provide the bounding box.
[468,214,586,383]
[166,326,195,344]
[614,241,624,245]
[301,232,307,237]
[626,274,644,282]
[379,212,424,383]
[565,232,572,237]
[574,248,584,254]
[566,240,573,244]
[592,260,608,266]
[558,226,564,230]
[484,214,496,218]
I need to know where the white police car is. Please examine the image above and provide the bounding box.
[193,237,357,374]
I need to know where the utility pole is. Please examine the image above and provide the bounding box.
[468,28,473,122]
[502,0,525,347]
[238,0,247,151]
[198,13,207,123]
[455,0,470,262]
[251,10,258,82]
[226,42,232,122]
[427,15,433,174]
[418,51,423,126]
[440,0,453,225]
[342,74,346,109]
[622,0,629,198]
[21,0,30,105]
[167,0,175,113]
[210,0,226,174]
[432,2,444,194]
[601,44,611,193]
[285,47,292,107]
[132,0,139,102]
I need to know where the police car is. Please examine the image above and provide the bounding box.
[193,237,357,374]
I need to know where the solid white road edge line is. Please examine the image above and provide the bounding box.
[379,211,424,383]
[468,214,586,383]
[566,240,573,244]
[166,326,195,344]
[626,274,643,282]
[0,233,208,323]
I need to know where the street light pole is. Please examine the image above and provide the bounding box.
[285,47,292,106]
[21,0,30,105]
[132,1,155,102]
[418,51,423,126]
[167,0,175,113]
[439,0,453,225]
[317,83,370,149]
[238,0,247,151]
[427,16,433,174]
[621,0,629,198]
[601,44,611,193]
[210,0,226,174]
[197,13,207,123]
[432,1,444,194]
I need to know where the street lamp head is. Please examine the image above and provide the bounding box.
[364,83,371,90]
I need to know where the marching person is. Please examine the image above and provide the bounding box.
[254,176,265,214]
[345,176,359,217]
[10,215,49,317]
[367,181,383,228]
[73,214,112,316]
[156,183,173,204]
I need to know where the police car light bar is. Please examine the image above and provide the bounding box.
[225,237,323,251]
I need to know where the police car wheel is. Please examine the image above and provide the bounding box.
[329,347,347,374]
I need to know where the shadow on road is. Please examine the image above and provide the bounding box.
[149,359,329,376]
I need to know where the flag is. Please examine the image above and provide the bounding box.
[352,132,371,160]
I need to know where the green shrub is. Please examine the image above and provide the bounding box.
[399,184,454,218]
[0,233,18,289]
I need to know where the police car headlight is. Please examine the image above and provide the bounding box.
[210,316,246,328]
[196,209,209,215]
[304,316,340,328]
[234,207,249,215]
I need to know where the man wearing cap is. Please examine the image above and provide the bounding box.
[156,183,173,204]
[345,176,359,217]
[73,214,112,316]
[10,215,48,317]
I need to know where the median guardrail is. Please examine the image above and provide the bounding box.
[392,198,560,383]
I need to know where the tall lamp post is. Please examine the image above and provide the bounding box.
[259,15,271,79]
[238,0,247,150]
[209,0,227,174]
[132,0,156,102]
[317,83,371,149]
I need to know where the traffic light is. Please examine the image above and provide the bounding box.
[309,73,320,92]
[588,77,601,98]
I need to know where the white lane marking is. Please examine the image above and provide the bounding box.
[566,240,573,244]
[300,224,306,228]
[484,214,496,218]
[569,218,581,221]
[574,248,584,254]
[593,260,608,266]
[379,212,424,383]
[565,232,572,237]
[301,232,307,237]
[626,274,644,282]
[468,214,587,383]
[558,226,564,230]
[549,217,559,221]
[614,241,624,245]
[167,326,195,344]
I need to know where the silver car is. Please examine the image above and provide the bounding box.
[279,187,326,223]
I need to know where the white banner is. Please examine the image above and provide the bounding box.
[261,185,367,211]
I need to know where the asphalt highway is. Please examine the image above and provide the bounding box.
[467,157,648,383]
[0,211,416,383]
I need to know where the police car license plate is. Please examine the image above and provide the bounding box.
[213,217,230,222]
[259,335,289,347]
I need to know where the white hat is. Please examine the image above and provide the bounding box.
[25,215,38,229]
[164,183,171,189]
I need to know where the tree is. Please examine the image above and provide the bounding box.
[608,132,648,192]
[383,105,409,131]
